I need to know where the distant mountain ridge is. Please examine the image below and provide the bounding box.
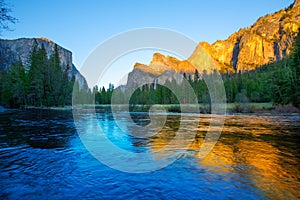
[0,37,87,89]
[134,53,195,74]
[127,0,300,88]
[192,0,300,72]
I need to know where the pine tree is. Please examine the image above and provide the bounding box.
[194,69,200,82]
[289,31,300,107]
[9,59,27,106]
[26,42,48,106]
[48,43,62,106]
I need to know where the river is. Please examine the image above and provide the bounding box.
[0,109,299,199]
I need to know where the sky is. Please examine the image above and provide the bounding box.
[1,0,295,87]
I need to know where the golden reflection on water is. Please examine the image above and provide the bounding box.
[148,114,300,199]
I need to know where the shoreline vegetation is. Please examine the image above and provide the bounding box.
[1,31,299,112]
[3,103,298,115]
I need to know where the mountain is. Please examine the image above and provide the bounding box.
[127,64,186,90]
[191,0,300,72]
[128,53,194,88]
[126,1,300,88]
[0,37,87,89]
[134,53,195,74]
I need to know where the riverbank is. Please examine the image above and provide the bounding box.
[23,105,73,111]
[2,103,299,115]
[81,103,300,115]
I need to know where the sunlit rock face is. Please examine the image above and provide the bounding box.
[191,1,300,72]
[126,67,186,90]
[134,53,195,74]
[126,53,195,89]
[0,37,88,89]
[125,2,299,89]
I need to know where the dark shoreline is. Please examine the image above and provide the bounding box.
[2,103,299,115]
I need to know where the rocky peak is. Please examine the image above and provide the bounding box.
[0,37,88,89]
[126,53,197,90]
[125,1,299,89]
[134,52,195,75]
[133,1,299,75]
[0,38,71,71]
[190,1,300,72]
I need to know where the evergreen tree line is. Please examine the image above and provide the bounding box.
[0,42,76,107]
[94,32,299,108]
[1,33,298,108]
[93,83,114,104]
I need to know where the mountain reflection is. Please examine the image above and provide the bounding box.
[147,114,300,199]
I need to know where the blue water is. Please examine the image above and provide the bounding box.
[0,109,299,199]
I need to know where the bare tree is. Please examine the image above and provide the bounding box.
[0,0,17,34]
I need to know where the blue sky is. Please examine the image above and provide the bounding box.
[1,0,294,87]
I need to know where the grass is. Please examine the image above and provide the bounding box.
[80,102,274,114]
[25,102,299,114]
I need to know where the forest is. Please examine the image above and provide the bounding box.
[0,42,75,107]
[1,32,299,110]
[94,32,300,109]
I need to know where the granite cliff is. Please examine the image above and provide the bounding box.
[133,53,195,75]
[0,37,87,89]
[191,0,300,72]
[127,1,300,88]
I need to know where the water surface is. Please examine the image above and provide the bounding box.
[0,109,299,199]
